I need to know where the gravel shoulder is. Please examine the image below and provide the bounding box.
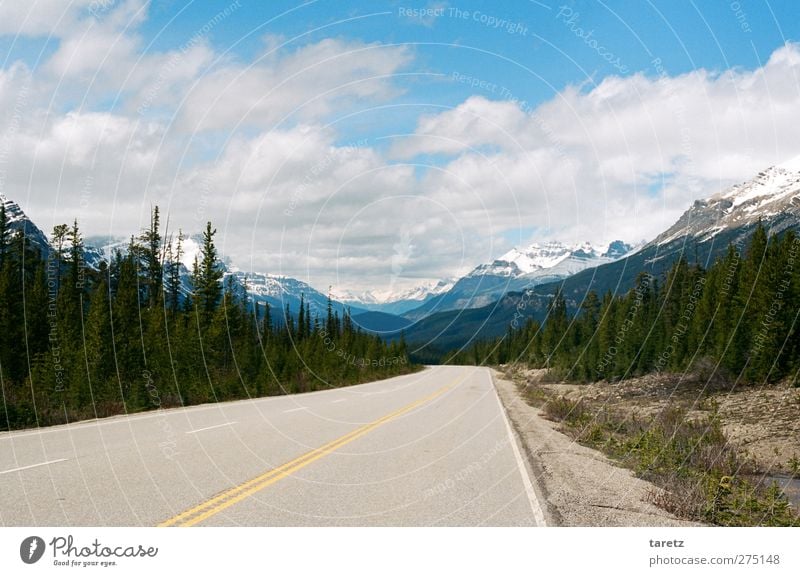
[491,369,702,526]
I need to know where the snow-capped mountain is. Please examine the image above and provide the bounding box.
[81,234,362,320]
[468,240,631,279]
[85,234,221,271]
[651,156,800,248]
[0,193,50,254]
[402,239,635,319]
[334,278,456,314]
[401,155,800,350]
[0,194,364,321]
[226,270,361,318]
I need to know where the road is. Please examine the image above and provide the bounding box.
[0,366,545,526]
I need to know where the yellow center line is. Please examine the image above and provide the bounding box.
[158,379,457,527]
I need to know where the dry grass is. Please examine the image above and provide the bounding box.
[508,366,800,526]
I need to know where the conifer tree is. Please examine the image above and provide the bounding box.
[194,222,223,326]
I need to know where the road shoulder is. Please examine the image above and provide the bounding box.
[491,369,702,526]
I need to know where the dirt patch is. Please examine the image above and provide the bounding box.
[513,367,800,475]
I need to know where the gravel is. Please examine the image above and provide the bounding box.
[491,370,702,526]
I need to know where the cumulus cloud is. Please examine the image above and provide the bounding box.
[2,0,800,295]
[0,0,97,37]
[178,38,413,132]
[2,109,174,235]
[393,43,800,250]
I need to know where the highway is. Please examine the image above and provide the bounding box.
[0,366,545,526]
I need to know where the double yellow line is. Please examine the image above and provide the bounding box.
[158,382,454,527]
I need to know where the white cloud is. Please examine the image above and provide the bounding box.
[393,43,800,251]
[2,1,800,295]
[2,109,175,236]
[178,38,412,132]
[0,0,96,37]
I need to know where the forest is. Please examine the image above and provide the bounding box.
[452,224,800,387]
[0,206,414,430]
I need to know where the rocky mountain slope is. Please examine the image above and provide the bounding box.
[403,157,800,354]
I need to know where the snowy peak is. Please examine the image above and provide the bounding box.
[385,278,455,302]
[654,158,800,247]
[333,278,456,306]
[0,193,50,252]
[602,240,632,259]
[83,235,339,315]
[719,161,800,209]
[227,270,317,301]
[1,194,29,226]
[469,240,632,278]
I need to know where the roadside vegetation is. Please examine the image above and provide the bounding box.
[514,372,799,527]
[0,206,416,431]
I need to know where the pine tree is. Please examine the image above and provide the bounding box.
[140,206,162,308]
[112,251,143,407]
[165,230,184,314]
[326,289,335,335]
[1,214,416,428]
[0,204,9,268]
[194,222,223,326]
[67,219,84,291]
[297,293,306,340]
[84,275,115,413]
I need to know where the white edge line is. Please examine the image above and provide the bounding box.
[185,422,237,434]
[0,458,68,475]
[331,399,346,404]
[282,407,308,413]
[491,375,547,527]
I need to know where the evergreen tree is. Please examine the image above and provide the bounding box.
[0,204,9,268]
[140,206,163,308]
[194,222,222,326]
[165,230,184,314]
[84,274,115,412]
[0,214,416,430]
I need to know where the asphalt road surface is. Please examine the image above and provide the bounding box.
[0,366,545,526]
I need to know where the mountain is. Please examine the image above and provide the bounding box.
[81,234,365,320]
[651,157,800,248]
[404,156,800,354]
[470,240,604,277]
[226,269,365,319]
[334,278,456,315]
[351,311,413,334]
[0,198,369,323]
[0,193,51,254]
[402,239,636,320]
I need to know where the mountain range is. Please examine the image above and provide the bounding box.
[400,156,800,357]
[332,278,456,315]
[399,239,638,321]
[1,192,635,328]
[82,234,367,321]
[5,156,799,353]
[333,239,638,319]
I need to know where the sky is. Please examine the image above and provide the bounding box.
[1,0,799,296]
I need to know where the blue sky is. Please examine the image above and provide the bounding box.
[1,1,799,294]
[6,1,799,141]
[141,1,800,120]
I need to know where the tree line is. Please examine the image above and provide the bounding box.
[0,206,414,430]
[451,224,800,386]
